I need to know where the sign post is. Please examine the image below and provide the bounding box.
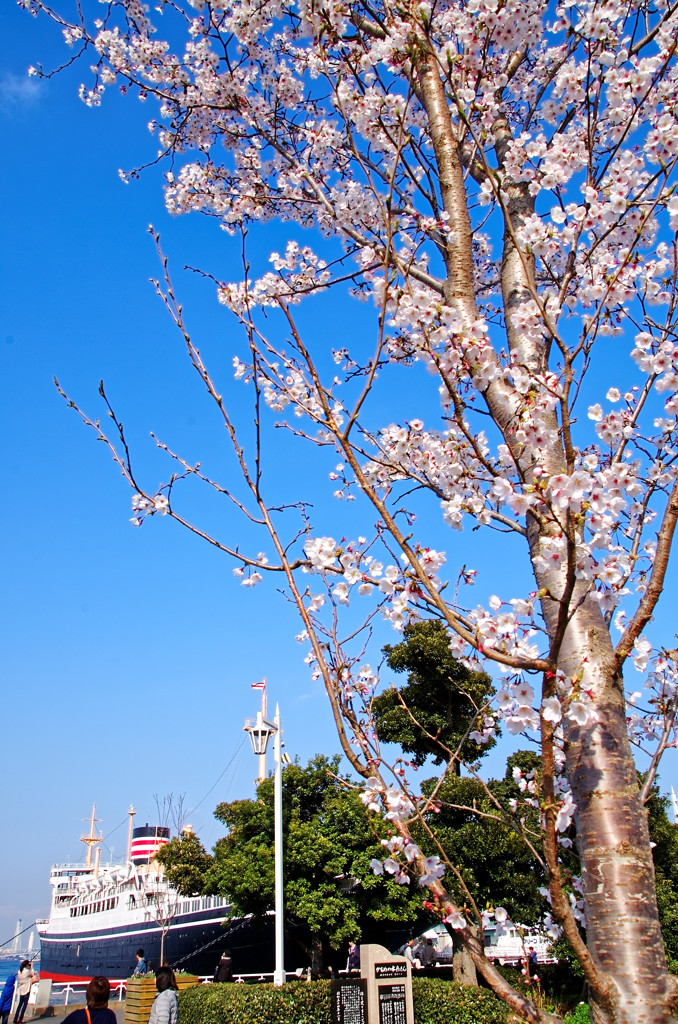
[361,944,414,1024]
[331,976,368,1024]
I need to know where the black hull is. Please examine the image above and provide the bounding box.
[38,908,294,982]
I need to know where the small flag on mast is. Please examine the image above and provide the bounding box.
[251,680,266,689]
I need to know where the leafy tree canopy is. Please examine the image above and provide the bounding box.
[209,755,423,957]
[423,759,678,974]
[156,828,217,897]
[374,621,496,768]
[416,753,548,926]
[644,785,678,974]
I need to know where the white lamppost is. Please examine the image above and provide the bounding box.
[245,701,285,986]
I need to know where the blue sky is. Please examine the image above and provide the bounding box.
[0,2,347,945]
[2,0,677,953]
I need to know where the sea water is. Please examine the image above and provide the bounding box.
[0,959,18,999]
[0,958,41,995]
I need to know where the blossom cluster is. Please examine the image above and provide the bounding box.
[360,778,415,823]
[368,832,446,888]
[129,492,169,526]
[218,242,332,314]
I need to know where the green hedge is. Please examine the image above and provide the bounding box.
[412,978,507,1024]
[178,980,332,1024]
[178,977,509,1024]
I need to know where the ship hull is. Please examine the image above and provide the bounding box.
[38,906,281,982]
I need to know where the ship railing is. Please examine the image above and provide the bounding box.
[53,975,303,1004]
[196,971,323,985]
[51,980,127,1006]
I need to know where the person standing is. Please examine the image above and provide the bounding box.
[62,977,117,1024]
[13,961,38,1024]
[148,966,178,1024]
[132,950,147,976]
[523,946,540,987]
[0,968,17,1024]
[419,939,436,970]
[346,941,360,973]
[404,940,421,970]
[213,951,233,983]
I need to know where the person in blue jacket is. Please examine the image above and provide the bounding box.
[0,968,18,1024]
[132,950,147,976]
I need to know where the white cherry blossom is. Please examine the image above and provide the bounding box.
[29,0,678,1015]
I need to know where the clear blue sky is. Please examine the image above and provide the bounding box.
[2,1,677,952]
[0,2,345,946]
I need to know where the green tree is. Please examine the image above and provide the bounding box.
[422,759,678,986]
[374,624,678,977]
[643,786,678,974]
[210,755,422,974]
[374,621,496,769]
[156,829,217,896]
[419,752,548,926]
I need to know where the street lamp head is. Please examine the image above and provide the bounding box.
[245,712,275,756]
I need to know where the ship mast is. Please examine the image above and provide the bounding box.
[80,804,103,868]
[244,680,269,783]
[258,684,268,783]
[125,805,136,864]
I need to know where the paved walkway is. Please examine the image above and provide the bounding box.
[32,1004,126,1024]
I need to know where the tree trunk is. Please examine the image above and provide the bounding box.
[452,935,478,986]
[544,587,678,1022]
[310,932,323,979]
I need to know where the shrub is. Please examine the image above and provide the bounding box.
[563,1005,590,1024]
[412,977,508,1024]
[178,980,332,1024]
[486,964,583,1019]
[178,977,509,1024]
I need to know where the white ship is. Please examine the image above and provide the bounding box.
[36,806,275,982]
[402,922,557,967]
[484,924,557,966]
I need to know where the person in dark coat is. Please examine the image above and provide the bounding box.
[346,941,360,972]
[0,969,17,1024]
[63,977,116,1024]
[213,951,233,983]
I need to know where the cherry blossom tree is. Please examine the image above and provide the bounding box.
[23,0,678,1020]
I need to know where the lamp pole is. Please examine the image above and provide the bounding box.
[272,704,284,987]
[245,693,285,986]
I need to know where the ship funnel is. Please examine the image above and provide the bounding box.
[130,825,170,865]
